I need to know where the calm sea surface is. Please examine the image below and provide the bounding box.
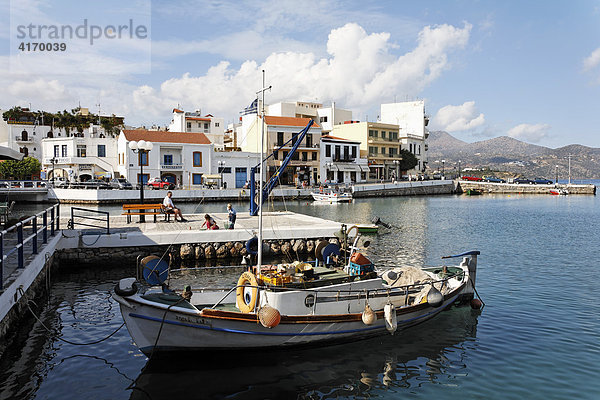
[1,193,599,399]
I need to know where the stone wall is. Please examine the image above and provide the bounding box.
[456,181,596,195]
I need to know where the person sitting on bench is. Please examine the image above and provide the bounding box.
[163,191,187,222]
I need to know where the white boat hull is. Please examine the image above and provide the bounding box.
[311,192,352,203]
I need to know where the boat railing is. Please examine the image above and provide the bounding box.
[206,271,465,310]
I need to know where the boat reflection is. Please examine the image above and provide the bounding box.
[130,307,481,400]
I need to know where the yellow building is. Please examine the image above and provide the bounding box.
[242,116,322,185]
[331,121,402,180]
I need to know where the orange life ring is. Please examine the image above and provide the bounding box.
[236,271,259,313]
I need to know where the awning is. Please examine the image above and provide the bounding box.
[203,174,222,180]
[359,165,370,172]
[0,146,24,161]
[327,165,339,171]
[94,171,112,178]
[337,164,362,172]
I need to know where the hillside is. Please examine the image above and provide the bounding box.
[427,131,600,178]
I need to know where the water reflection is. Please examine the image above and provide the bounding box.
[130,307,481,400]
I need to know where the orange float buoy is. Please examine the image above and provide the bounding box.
[258,305,281,328]
[470,298,483,310]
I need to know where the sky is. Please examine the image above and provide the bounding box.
[1,0,599,149]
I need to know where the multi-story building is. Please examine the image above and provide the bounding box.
[117,130,259,188]
[331,121,403,180]
[1,108,51,160]
[379,100,429,173]
[168,108,225,148]
[320,135,369,184]
[242,116,322,185]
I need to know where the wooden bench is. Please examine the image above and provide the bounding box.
[122,203,171,223]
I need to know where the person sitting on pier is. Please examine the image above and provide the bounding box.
[163,191,188,222]
[202,214,219,230]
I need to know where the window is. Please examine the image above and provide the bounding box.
[291,133,297,146]
[137,173,149,185]
[187,122,191,130]
[302,152,308,161]
[390,131,398,141]
[344,146,349,159]
[97,144,106,157]
[273,150,278,160]
[277,132,284,146]
[351,146,357,158]
[193,152,202,167]
[220,167,231,173]
[215,122,220,127]
[389,147,397,157]
[369,130,378,138]
[381,131,386,139]
[139,151,148,166]
[54,145,59,157]
[192,173,203,185]
[306,134,312,148]
[319,116,328,123]
[163,154,173,165]
[325,144,331,157]
[77,145,86,157]
[312,152,317,160]
[334,145,340,160]
[282,151,288,159]
[292,152,299,160]
[369,146,378,156]
[418,145,421,155]
[62,145,67,157]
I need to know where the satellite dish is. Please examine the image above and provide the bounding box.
[141,255,169,286]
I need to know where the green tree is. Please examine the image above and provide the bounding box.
[398,149,419,172]
[0,157,42,179]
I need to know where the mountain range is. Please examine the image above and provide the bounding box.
[427,131,600,179]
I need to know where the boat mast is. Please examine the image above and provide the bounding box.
[256,70,271,269]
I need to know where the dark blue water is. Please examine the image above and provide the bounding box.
[1,194,599,399]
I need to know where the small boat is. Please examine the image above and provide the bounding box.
[113,235,481,355]
[356,224,379,234]
[465,189,482,196]
[549,189,568,195]
[311,191,352,203]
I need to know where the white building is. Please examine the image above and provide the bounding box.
[168,108,225,149]
[0,109,50,160]
[320,135,369,184]
[41,135,118,181]
[118,130,259,189]
[380,100,429,173]
[317,103,353,133]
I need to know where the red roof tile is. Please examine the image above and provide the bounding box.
[264,116,320,128]
[123,129,212,145]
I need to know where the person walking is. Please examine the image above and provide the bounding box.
[163,191,187,222]
[227,203,236,229]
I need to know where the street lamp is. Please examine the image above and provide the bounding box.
[441,159,446,179]
[128,140,153,209]
[50,157,57,186]
[458,160,461,178]
[218,160,225,189]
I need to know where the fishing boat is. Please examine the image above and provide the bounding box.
[549,188,568,195]
[113,235,481,354]
[465,188,482,196]
[311,190,352,203]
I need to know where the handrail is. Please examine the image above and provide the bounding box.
[1,203,60,289]
[69,207,110,234]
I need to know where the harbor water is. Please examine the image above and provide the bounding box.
[1,194,599,399]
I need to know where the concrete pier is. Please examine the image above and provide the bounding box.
[456,181,596,195]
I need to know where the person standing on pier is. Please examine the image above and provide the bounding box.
[163,191,188,222]
[227,203,236,229]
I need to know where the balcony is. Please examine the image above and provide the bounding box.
[333,155,355,162]
[15,135,34,143]
[161,163,183,170]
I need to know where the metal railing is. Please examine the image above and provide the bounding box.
[0,203,60,289]
[69,207,109,234]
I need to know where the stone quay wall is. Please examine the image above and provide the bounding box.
[456,181,596,195]
[55,237,339,265]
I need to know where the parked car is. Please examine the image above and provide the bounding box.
[483,176,506,183]
[81,179,110,189]
[147,177,175,190]
[533,178,553,185]
[109,178,133,190]
[461,175,483,182]
[513,178,533,184]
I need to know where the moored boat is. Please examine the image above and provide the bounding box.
[311,191,353,203]
[113,238,481,355]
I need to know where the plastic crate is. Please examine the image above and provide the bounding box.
[347,261,375,276]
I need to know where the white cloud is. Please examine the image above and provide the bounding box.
[134,22,471,124]
[432,101,485,131]
[507,123,550,143]
[583,47,600,71]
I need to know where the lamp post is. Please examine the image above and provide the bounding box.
[50,157,56,186]
[441,159,446,179]
[128,140,153,221]
[218,160,225,189]
[458,160,461,178]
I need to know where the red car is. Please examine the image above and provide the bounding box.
[461,176,483,182]
[147,177,175,190]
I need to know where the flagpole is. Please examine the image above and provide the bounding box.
[256,70,271,271]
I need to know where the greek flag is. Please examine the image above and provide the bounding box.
[241,98,258,115]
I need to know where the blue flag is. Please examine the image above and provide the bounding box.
[241,98,258,115]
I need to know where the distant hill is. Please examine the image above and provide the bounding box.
[427,131,600,178]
